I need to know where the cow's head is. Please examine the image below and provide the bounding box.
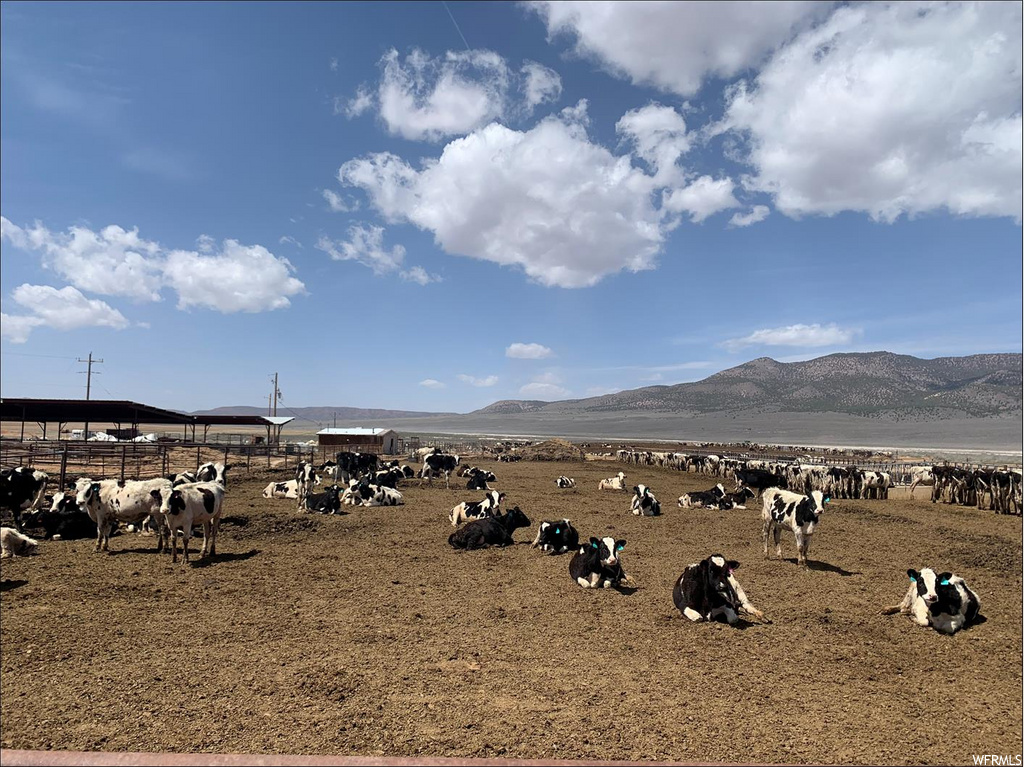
[907,568,955,606]
[160,489,187,517]
[633,485,647,497]
[505,505,531,530]
[590,536,625,567]
[76,482,101,508]
[705,554,741,599]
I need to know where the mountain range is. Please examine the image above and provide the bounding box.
[473,352,1022,418]
[196,352,1022,423]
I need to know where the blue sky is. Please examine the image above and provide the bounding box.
[1,1,1021,414]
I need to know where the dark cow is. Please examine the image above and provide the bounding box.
[672,554,765,624]
[421,453,460,488]
[569,537,630,589]
[881,568,982,635]
[734,468,787,497]
[447,506,531,550]
[22,499,104,541]
[0,467,49,532]
[168,471,197,486]
[335,451,379,482]
[304,485,343,514]
[531,518,579,554]
[721,487,756,509]
[372,467,405,489]
[554,476,576,489]
[762,488,828,567]
[465,468,492,491]
[677,484,727,509]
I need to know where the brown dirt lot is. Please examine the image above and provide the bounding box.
[1,459,1021,764]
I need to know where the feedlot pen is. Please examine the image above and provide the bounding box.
[1,458,1021,764]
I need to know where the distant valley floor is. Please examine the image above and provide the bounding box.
[331,409,1022,459]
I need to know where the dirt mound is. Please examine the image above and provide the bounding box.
[517,438,586,462]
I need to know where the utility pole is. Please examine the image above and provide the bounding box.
[76,351,103,440]
[333,412,338,428]
[269,373,281,417]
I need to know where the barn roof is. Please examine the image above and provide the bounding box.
[0,398,293,428]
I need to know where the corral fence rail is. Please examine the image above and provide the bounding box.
[0,439,325,491]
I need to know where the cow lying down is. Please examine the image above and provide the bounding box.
[1,527,39,558]
[569,537,632,589]
[880,568,982,635]
[448,506,530,550]
[531,519,579,554]
[673,555,765,624]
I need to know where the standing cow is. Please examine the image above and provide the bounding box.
[762,488,828,567]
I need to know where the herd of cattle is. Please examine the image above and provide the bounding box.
[0,443,1009,635]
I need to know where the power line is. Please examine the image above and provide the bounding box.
[441,0,471,51]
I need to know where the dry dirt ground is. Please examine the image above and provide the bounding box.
[1,459,1021,764]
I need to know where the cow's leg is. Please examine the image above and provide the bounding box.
[682,606,704,622]
[210,517,220,557]
[12,508,24,533]
[170,527,179,563]
[181,524,193,565]
[796,531,810,567]
[200,520,212,558]
[762,518,771,558]
[772,525,783,559]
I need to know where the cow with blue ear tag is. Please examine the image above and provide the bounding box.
[880,567,982,634]
[531,519,579,554]
[569,536,631,589]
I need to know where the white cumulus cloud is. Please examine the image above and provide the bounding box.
[1,217,306,315]
[1,216,163,301]
[458,374,499,387]
[419,378,446,389]
[662,175,740,223]
[719,1,1023,221]
[162,240,306,313]
[729,205,771,228]
[345,48,562,141]
[529,1,828,96]
[722,323,860,352]
[322,189,359,212]
[506,342,554,359]
[2,284,129,343]
[339,105,714,288]
[519,381,570,398]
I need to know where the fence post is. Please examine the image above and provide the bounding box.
[59,448,68,490]
[247,447,251,472]
[196,446,201,473]
[224,445,230,470]
[120,444,127,482]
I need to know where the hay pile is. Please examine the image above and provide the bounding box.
[518,438,586,462]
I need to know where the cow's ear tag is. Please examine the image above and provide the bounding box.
[909,576,917,582]
[554,528,560,534]
[591,542,598,549]
[616,544,624,551]
[940,579,950,586]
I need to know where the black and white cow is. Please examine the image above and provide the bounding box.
[169,471,197,487]
[21,495,103,541]
[672,555,765,624]
[77,478,172,553]
[447,506,531,550]
[531,518,579,554]
[155,481,226,565]
[881,568,982,635]
[554,476,576,489]
[0,467,49,532]
[263,480,300,499]
[363,485,404,507]
[1,527,39,558]
[196,462,229,486]
[677,484,727,509]
[318,461,339,481]
[304,485,343,514]
[569,537,630,589]
[295,462,318,509]
[421,453,460,488]
[449,490,505,527]
[762,488,828,567]
[631,485,662,516]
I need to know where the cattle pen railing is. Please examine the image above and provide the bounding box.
[0,439,324,490]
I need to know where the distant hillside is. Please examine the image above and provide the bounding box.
[194,405,456,423]
[474,352,1023,418]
